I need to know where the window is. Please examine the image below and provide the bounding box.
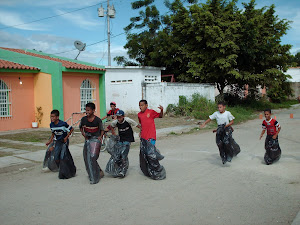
[0,79,11,117]
[80,79,96,112]
[145,75,158,82]
[110,80,133,84]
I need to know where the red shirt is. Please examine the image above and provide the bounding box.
[138,108,160,140]
[262,118,280,135]
[107,108,119,117]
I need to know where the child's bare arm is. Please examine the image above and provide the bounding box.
[46,133,55,146]
[200,118,211,128]
[225,120,234,128]
[64,127,74,143]
[80,127,87,139]
[158,105,163,118]
[260,129,266,140]
[101,115,108,120]
[273,127,281,139]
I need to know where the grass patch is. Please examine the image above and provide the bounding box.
[0,141,43,151]
[0,151,15,157]
[0,131,51,143]
[166,94,297,127]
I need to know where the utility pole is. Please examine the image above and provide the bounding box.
[98,0,116,66]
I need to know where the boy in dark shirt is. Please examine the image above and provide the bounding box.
[80,102,104,184]
[105,110,140,177]
[43,110,76,179]
[260,109,281,165]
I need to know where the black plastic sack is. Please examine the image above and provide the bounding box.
[216,124,241,164]
[43,141,59,172]
[139,138,166,180]
[264,135,281,165]
[83,137,102,184]
[58,142,76,179]
[105,135,129,178]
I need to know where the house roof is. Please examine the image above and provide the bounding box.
[0,47,105,71]
[0,59,40,70]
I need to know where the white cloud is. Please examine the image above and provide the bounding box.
[55,9,102,30]
[0,0,100,8]
[0,30,126,66]
[0,10,45,31]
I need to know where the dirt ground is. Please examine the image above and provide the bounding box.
[0,106,299,225]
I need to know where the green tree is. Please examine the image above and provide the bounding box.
[237,0,292,92]
[169,0,242,93]
[114,0,194,78]
[117,0,293,100]
[289,52,300,66]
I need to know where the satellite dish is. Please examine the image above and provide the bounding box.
[74,40,86,60]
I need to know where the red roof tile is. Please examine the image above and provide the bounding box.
[0,47,105,71]
[0,59,39,70]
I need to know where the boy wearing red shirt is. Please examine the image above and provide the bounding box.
[260,109,281,165]
[138,100,163,145]
[138,100,166,180]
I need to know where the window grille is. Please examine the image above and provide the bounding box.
[0,79,11,118]
[145,75,158,82]
[111,80,133,84]
[80,79,96,112]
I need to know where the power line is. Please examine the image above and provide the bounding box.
[53,28,149,55]
[0,1,108,30]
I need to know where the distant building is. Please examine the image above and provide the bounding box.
[286,67,300,98]
[105,66,215,113]
[0,47,106,131]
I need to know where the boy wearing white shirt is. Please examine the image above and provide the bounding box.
[201,102,241,164]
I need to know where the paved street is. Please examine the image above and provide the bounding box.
[0,106,299,225]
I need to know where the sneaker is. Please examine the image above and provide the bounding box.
[118,172,125,178]
[42,167,50,172]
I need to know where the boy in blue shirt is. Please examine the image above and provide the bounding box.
[44,110,76,179]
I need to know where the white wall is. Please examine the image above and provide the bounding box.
[105,66,163,113]
[144,83,215,110]
[105,66,215,113]
[286,68,300,82]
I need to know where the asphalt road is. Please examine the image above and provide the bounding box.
[0,106,299,225]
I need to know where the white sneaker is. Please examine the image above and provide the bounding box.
[42,167,50,172]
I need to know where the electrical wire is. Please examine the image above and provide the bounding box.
[0,1,108,30]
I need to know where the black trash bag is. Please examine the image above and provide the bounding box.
[139,138,166,180]
[105,135,129,178]
[216,124,240,164]
[43,141,59,172]
[58,142,76,179]
[264,135,281,165]
[156,148,164,161]
[83,137,103,184]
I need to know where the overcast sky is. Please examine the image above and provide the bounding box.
[0,0,299,66]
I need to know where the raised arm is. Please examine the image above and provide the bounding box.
[158,105,164,118]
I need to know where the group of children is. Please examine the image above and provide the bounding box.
[201,102,281,165]
[43,100,166,184]
[43,100,282,183]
